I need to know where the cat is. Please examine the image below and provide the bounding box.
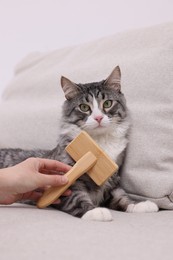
[0,66,158,221]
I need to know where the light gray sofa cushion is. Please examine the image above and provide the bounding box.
[0,22,173,208]
[1,203,173,260]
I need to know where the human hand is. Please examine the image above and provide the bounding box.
[0,157,71,205]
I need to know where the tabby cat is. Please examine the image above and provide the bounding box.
[0,66,158,221]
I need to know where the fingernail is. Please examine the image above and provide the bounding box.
[61,176,68,184]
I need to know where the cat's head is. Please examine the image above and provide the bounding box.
[61,66,127,135]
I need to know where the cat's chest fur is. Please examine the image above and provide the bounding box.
[93,132,127,164]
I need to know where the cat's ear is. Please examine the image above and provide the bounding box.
[104,66,121,92]
[61,76,80,100]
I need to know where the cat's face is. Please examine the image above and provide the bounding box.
[61,66,127,135]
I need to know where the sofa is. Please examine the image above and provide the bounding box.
[0,22,173,260]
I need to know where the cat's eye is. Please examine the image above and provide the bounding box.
[103,100,113,109]
[79,104,90,112]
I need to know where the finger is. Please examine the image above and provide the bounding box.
[20,191,43,202]
[52,199,61,205]
[40,170,64,175]
[62,189,72,196]
[51,190,72,205]
[37,158,71,173]
[37,187,72,195]
[37,174,69,188]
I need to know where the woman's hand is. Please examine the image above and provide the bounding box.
[0,157,71,205]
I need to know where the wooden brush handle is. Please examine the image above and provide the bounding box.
[37,151,97,209]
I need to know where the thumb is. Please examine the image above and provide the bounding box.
[37,174,69,188]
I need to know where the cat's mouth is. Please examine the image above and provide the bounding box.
[93,124,106,133]
[94,123,107,129]
[96,124,104,128]
[82,121,109,132]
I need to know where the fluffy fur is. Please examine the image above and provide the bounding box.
[0,66,158,221]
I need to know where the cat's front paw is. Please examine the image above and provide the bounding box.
[82,208,113,222]
[126,200,159,213]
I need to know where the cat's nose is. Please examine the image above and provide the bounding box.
[94,115,103,123]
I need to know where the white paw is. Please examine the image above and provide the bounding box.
[82,208,113,222]
[126,201,159,213]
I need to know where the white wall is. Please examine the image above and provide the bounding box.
[0,0,173,96]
